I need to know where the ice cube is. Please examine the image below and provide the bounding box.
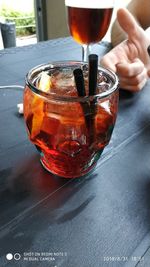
[49,68,78,96]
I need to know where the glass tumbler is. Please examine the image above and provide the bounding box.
[23,61,119,178]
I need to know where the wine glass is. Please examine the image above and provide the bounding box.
[65,0,114,61]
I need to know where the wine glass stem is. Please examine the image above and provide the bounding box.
[82,44,91,62]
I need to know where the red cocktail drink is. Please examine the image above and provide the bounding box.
[24,61,119,178]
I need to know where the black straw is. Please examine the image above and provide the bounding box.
[73,56,98,145]
[73,68,86,96]
[88,54,98,96]
[73,68,91,132]
[88,54,98,144]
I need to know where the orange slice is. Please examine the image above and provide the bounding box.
[38,72,51,92]
[31,72,51,139]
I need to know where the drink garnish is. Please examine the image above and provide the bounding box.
[31,71,51,138]
[38,71,51,92]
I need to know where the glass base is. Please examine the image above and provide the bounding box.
[40,149,103,179]
[40,157,96,179]
[40,159,97,179]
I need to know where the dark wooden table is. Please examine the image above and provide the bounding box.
[0,37,150,267]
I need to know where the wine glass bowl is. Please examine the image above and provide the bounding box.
[65,0,114,61]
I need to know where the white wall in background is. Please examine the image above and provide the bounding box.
[104,0,131,41]
[0,0,34,13]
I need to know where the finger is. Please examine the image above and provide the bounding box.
[117,8,142,40]
[116,58,145,77]
[120,77,147,92]
[100,53,117,73]
[120,68,147,85]
[147,69,150,78]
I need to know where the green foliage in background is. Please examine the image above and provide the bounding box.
[0,8,36,36]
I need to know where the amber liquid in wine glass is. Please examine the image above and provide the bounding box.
[65,0,114,61]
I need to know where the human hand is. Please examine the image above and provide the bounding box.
[100,8,150,92]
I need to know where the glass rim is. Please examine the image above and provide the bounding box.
[25,60,119,102]
[65,0,115,9]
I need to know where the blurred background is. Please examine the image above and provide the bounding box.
[0,0,130,49]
